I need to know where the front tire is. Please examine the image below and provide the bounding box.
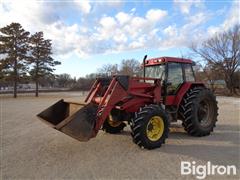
[130,104,169,149]
[180,87,218,136]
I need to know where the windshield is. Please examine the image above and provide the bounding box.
[145,65,165,79]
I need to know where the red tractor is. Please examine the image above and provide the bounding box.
[38,56,218,149]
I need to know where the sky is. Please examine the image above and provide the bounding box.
[0,0,239,78]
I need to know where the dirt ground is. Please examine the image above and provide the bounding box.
[1,92,240,180]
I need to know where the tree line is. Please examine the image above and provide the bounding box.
[70,59,141,91]
[0,22,60,97]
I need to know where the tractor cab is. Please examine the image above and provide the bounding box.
[145,57,196,96]
[144,57,198,122]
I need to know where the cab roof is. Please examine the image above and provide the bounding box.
[145,56,193,66]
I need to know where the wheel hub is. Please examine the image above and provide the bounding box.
[108,115,123,127]
[146,116,164,141]
[198,100,211,127]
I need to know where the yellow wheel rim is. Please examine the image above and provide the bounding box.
[108,115,122,127]
[146,116,164,141]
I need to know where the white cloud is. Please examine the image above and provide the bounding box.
[131,17,147,29]
[222,1,240,30]
[179,12,208,33]
[0,1,47,30]
[129,41,144,49]
[0,0,93,57]
[115,12,131,25]
[100,16,117,29]
[0,0,238,58]
[188,12,207,26]
[163,25,177,37]
[0,2,176,57]
[160,12,208,49]
[95,9,167,53]
[74,0,91,14]
[207,26,220,36]
[174,0,203,14]
[146,9,167,22]
[100,0,123,8]
[207,1,240,37]
[130,8,136,13]
[113,32,128,43]
[0,0,92,30]
[98,16,117,40]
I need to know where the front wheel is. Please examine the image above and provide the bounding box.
[130,104,169,149]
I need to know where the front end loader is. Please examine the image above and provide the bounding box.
[38,75,169,148]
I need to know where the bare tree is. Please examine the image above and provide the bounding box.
[97,59,141,77]
[56,73,74,88]
[203,63,224,92]
[71,73,98,91]
[38,74,56,88]
[97,64,119,76]
[191,25,240,94]
[120,59,141,76]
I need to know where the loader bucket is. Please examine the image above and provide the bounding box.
[37,99,98,141]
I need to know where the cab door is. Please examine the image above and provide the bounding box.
[165,62,184,105]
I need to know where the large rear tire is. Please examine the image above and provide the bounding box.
[130,104,169,149]
[179,87,218,136]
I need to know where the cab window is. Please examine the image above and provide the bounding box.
[167,63,183,94]
[145,65,165,79]
[184,64,195,82]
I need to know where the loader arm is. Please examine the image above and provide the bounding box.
[84,76,129,136]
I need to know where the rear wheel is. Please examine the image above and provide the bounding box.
[102,115,126,134]
[130,104,169,149]
[179,87,218,136]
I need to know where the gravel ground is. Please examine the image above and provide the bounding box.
[1,92,240,180]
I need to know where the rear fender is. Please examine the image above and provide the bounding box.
[172,82,205,107]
